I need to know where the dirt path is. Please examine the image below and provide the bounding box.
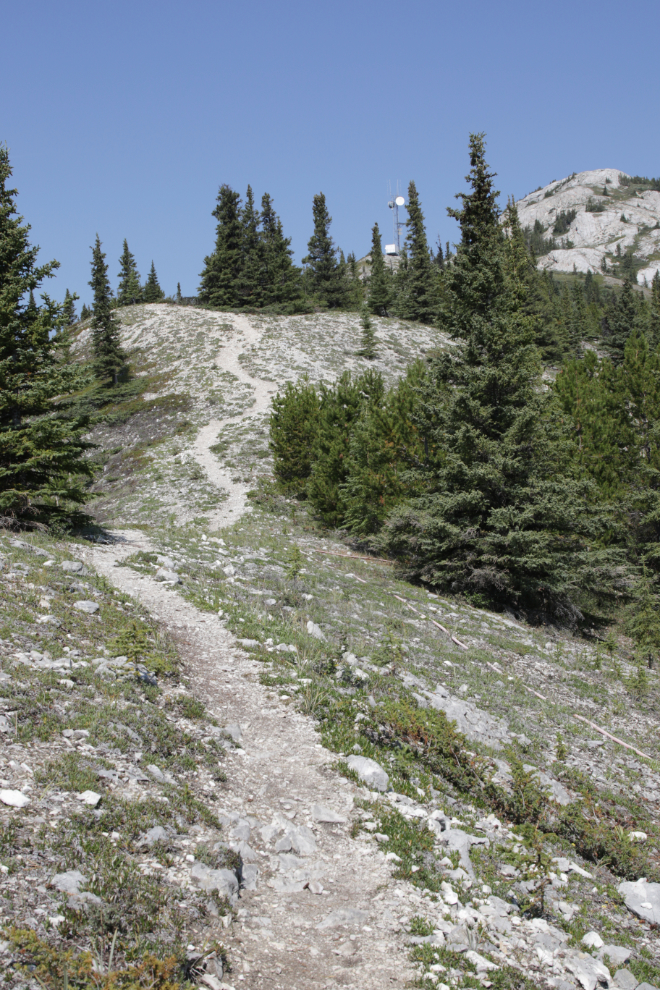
[189,314,276,531]
[82,530,412,990]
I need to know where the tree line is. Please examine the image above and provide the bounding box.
[270,134,660,653]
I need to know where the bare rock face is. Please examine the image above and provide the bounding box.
[515,169,660,283]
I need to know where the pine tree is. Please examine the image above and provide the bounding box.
[89,235,127,386]
[80,303,91,322]
[117,240,142,306]
[143,260,164,303]
[235,185,263,308]
[649,270,660,346]
[368,223,392,317]
[346,251,364,310]
[380,135,621,623]
[176,282,182,303]
[358,306,376,359]
[396,180,436,323]
[605,278,638,362]
[62,289,79,326]
[198,184,243,307]
[260,192,303,310]
[302,192,345,308]
[0,145,93,525]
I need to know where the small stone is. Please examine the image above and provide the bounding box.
[61,560,84,573]
[147,764,165,782]
[140,826,170,847]
[51,870,86,894]
[191,862,239,898]
[618,879,660,924]
[78,790,102,807]
[612,971,638,990]
[73,601,99,614]
[306,620,325,640]
[311,804,347,823]
[628,831,647,842]
[582,931,604,949]
[156,555,176,569]
[36,615,61,626]
[316,908,369,929]
[237,639,259,648]
[599,946,633,967]
[155,567,181,583]
[346,755,389,792]
[307,880,324,894]
[0,789,29,808]
[222,564,236,577]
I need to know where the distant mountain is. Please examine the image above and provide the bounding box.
[516,168,660,285]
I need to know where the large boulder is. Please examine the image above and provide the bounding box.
[346,755,389,792]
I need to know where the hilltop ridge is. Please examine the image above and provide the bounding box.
[516,168,660,284]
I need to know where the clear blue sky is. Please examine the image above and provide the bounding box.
[2,0,658,306]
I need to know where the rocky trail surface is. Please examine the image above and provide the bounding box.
[80,529,413,989]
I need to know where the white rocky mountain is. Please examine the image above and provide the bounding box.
[516,168,660,285]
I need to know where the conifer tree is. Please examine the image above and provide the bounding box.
[176,282,182,303]
[62,289,79,326]
[89,235,127,386]
[235,185,263,308]
[117,240,142,306]
[605,278,638,362]
[302,192,345,308]
[380,134,620,623]
[80,303,91,321]
[396,180,436,324]
[346,252,364,310]
[368,223,392,317]
[649,270,660,346]
[198,184,243,307]
[260,192,303,310]
[358,306,376,359]
[0,146,92,524]
[143,261,164,303]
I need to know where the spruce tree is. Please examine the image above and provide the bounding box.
[236,184,263,308]
[302,192,345,308]
[605,278,638,362]
[358,305,376,358]
[380,135,621,623]
[649,270,660,346]
[117,239,142,306]
[143,260,164,303]
[62,289,79,326]
[0,146,92,524]
[260,192,303,310]
[80,303,91,321]
[397,180,436,323]
[198,184,243,307]
[89,235,127,386]
[176,282,182,303]
[368,223,392,317]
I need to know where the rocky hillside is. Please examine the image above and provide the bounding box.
[2,304,660,990]
[516,169,660,285]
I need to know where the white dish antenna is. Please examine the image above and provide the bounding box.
[395,196,405,206]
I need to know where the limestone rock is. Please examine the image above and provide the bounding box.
[74,600,99,614]
[311,804,347,823]
[346,755,389,792]
[191,862,239,898]
[618,879,660,924]
[0,789,30,808]
[306,620,325,640]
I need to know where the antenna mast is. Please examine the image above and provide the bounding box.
[387,182,406,254]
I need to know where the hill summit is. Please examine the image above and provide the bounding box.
[516,168,660,284]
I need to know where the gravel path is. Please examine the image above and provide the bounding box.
[82,530,412,990]
[188,313,278,531]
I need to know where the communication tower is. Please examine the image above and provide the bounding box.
[387,182,406,255]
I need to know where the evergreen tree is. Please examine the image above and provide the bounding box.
[604,277,637,362]
[358,306,376,359]
[260,192,303,310]
[176,282,182,303]
[80,303,91,321]
[395,180,436,323]
[302,192,345,308]
[235,184,263,308]
[270,377,320,495]
[198,184,243,307]
[143,260,164,303]
[90,235,127,385]
[380,135,620,623]
[0,146,93,524]
[649,270,660,346]
[117,240,142,306]
[346,251,364,310]
[367,223,392,316]
[62,289,79,326]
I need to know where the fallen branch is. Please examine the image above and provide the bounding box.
[574,714,651,761]
[313,549,393,565]
[391,593,469,650]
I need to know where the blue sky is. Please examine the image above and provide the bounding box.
[2,0,658,306]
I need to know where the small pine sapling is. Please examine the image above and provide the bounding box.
[358,306,376,359]
[286,545,303,580]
